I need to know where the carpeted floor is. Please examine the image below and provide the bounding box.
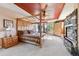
[0,35,71,56]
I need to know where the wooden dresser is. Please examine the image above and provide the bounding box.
[0,38,2,48]
[2,36,18,48]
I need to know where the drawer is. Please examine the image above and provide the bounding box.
[0,38,2,48]
[2,36,18,48]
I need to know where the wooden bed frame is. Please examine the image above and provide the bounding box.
[18,31,46,47]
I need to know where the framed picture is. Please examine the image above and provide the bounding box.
[3,19,13,30]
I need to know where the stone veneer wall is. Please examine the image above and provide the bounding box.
[77,4,79,51]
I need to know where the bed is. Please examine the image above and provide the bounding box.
[18,30,46,47]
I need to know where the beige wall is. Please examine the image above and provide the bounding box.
[59,3,78,19]
[17,19,32,31]
[53,21,64,37]
[0,15,16,48]
[0,15,16,36]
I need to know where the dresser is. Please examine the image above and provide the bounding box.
[2,36,18,48]
[0,38,2,48]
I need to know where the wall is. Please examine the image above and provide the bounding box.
[59,3,78,19]
[77,4,79,52]
[0,15,16,48]
[60,3,79,51]
[17,19,32,31]
[53,21,64,37]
